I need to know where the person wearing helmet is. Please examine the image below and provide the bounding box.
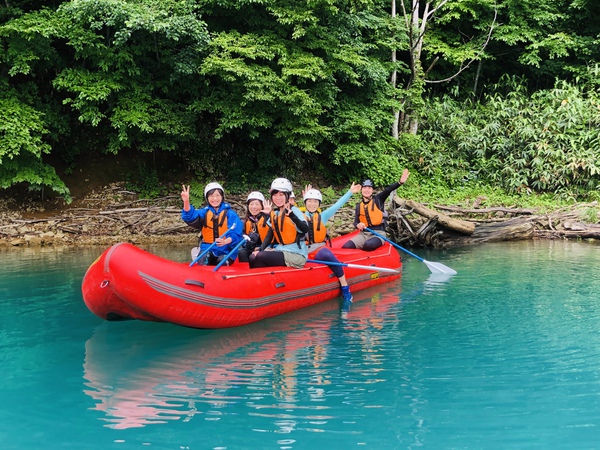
[289,191,296,207]
[249,178,310,269]
[303,182,362,309]
[237,191,271,263]
[181,182,244,266]
[342,169,410,251]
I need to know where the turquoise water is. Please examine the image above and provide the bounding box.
[1,240,600,449]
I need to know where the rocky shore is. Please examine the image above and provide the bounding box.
[0,182,356,248]
[1,183,197,248]
[2,181,598,249]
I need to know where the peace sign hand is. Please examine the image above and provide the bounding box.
[181,185,190,202]
[181,185,191,211]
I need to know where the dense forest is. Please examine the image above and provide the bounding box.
[1,0,599,204]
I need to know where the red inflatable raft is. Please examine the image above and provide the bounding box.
[81,231,402,329]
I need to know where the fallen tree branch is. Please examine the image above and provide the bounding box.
[433,205,535,215]
[98,206,180,215]
[399,198,476,235]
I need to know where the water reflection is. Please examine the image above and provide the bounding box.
[82,285,407,430]
[4,240,599,448]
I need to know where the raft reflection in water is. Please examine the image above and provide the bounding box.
[82,284,404,430]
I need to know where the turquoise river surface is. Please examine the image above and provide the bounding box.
[1,239,600,449]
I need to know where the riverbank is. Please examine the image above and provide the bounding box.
[1,182,192,247]
[1,180,599,248]
[0,181,356,248]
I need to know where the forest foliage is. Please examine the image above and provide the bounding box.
[1,0,599,203]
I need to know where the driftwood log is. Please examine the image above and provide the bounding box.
[389,196,600,249]
[403,199,475,235]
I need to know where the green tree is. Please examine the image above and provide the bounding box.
[0,92,70,200]
[191,0,405,184]
[418,71,600,200]
[1,0,210,199]
[393,0,498,136]
[488,0,600,87]
[1,0,409,195]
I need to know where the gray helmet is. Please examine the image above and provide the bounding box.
[303,188,322,202]
[361,179,374,187]
[269,177,293,193]
[247,191,265,204]
[204,182,224,199]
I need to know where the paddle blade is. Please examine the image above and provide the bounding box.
[425,272,455,284]
[346,263,400,274]
[424,259,457,275]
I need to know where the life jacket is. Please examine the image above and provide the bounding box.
[270,210,300,245]
[244,214,270,242]
[358,198,384,227]
[305,211,328,245]
[201,209,229,243]
[299,206,321,213]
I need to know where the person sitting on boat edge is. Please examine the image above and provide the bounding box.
[237,190,271,263]
[181,182,244,266]
[342,169,410,251]
[249,178,309,269]
[303,183,361,309]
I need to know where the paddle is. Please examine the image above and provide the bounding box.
[189,224,236,267]
[213,235,251,272]
[307,259,400,274]
[365,227,457,275]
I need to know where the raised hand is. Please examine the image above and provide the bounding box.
[181,184,190,201]
[400,169,410,184]
[181,185,191,211]
[262,199,273,214]
[350,182,361,194]
[302,184,312,199]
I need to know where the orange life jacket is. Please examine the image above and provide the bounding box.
[201,209,229,243]
[358,199,384,227]
[305,212,328,245]
[270,210,299,245]
[244,214,270,242]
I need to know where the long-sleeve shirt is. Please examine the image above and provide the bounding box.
[181,202,244,258]
[305,188,354,252]
[352,182,401,230]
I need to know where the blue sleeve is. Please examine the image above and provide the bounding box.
[227,209,244,244]
[181,205,207,229]
[321,189,354,224]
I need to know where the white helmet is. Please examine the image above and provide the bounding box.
[247,191,265,204]
[204,182,224,199]
[303,188,322,202]
[269,177,293,193]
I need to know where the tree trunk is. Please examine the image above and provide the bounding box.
[440,219,535,246]
[400,198,476,235]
